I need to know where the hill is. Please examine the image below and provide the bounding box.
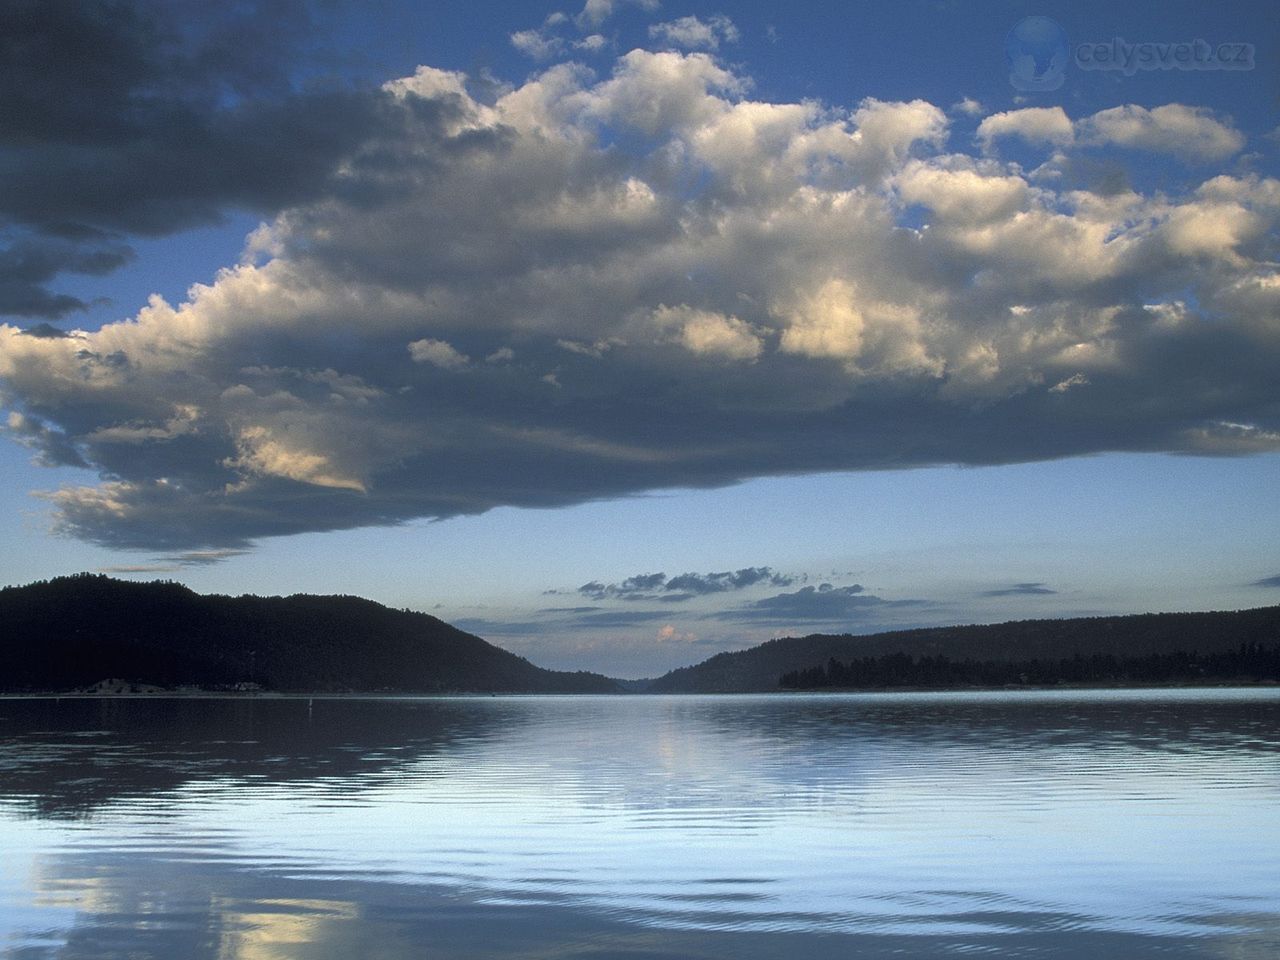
[0,574,619,694]
[646,607,1280,693]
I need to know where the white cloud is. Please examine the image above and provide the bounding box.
[382,65,471,103]
[574,34,609,53]
[408,338,470,369]
[977,107,1074,150]
[894,159,1031,224]
[776,278,866,360]
[557,338,619,358]
[576,0,613,28]
[775,278,937,377]
[648,15,740,51]
[653,304,763,361]
[848,98,950,174]
[511,29,566,61]
[1160,200,1263,262]
[226,425,367,492]
[1079,104,1245,161]
[485,347,516,363]
[512,21,611,61]
[1049,372,1089,393]
[584,49,745,136]
[575,0,658,30]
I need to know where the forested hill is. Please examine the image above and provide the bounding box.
[646,607,1280,693]
[0,575,620,694]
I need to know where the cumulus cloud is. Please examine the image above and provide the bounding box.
[2,44,1279,551]
[648,15,740,51]
[977,107,1075,150]
[1079,104,1246,162]
[977,104,1244,163]
[652,304,763,360]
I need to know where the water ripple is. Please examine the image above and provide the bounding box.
[1,689,1278,957]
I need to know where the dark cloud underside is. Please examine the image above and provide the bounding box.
[0,0,388,317]
[0,28,1277,551]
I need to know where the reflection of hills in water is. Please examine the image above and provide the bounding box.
[2,692,1277,820]
[0,697,511,820]
[3,693,1279,958]
[692,690,1280,753]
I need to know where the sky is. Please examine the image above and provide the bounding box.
[1,0,1278,678]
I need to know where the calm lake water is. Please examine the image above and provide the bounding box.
[1,689,1277,959]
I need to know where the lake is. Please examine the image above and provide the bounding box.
[1,689,1277,959]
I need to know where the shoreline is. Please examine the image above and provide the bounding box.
[2,679,1278,700]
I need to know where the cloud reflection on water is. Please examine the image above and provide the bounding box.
[0,691,1277,959]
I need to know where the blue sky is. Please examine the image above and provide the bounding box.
[1,0,1278,677]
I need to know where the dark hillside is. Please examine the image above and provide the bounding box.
[0,574,619,694]
[648,607,1280,692]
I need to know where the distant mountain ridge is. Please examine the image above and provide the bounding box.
[646,607,1280,692]
[5,576,1280,695]
[0,575,619,694]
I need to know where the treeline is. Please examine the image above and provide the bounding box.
[648,607,1280,692]
[0,574,620,694]
[779,643,1280,690]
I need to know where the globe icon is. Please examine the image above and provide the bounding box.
[1006,17,1069,91]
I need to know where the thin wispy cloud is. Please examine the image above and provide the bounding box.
[712,583,926,624]
[649,15,740,51]
[982,582,1058,597]
[98,548,250,574]
[97,564,183,575]
[458,608,671,634]
[577,568,794,601]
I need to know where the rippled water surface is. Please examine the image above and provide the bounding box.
[1,690,1278,958]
